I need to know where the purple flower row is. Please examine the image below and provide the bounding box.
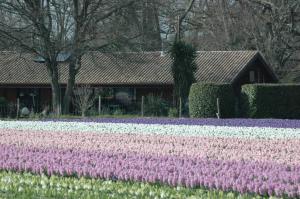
[42,118,300,128]
[1,144,299,198]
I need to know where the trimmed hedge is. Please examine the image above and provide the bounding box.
[189,83,235,118]
[241,84,300,119]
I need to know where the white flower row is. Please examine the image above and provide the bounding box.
[0,120,299,139]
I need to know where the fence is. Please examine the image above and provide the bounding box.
[70,95,175,117]
[0,96,185,118]
[71,95,188,118]
[0,104,18,118]
[70,98,143,116]
[0,103,45,119]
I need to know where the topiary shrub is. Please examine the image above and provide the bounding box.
[241,84,300,119]
[189,83,235,118]
[170,40,197,104]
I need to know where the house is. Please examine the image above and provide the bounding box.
[0,51,278,112]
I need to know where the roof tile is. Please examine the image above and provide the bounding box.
[0,51,260,85]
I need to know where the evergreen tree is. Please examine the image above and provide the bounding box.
[170,40,197,107]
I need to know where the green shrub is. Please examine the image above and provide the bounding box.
[113,108,124,116]
[170,40,197,102]
[241,84,300,119]
[0,97,7,106]
[168,107,178,118]
[189,83,235,118]
[0,97,8,118]
[87,107,99,117]
[100,106,111,115]
[7,102,17,118]
[144,94,168,117]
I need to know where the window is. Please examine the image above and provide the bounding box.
[249,71,255,83]
[114,88,134,105]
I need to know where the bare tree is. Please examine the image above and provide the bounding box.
[156,0,299,79]
[62,0,140,114]
[72,85,97,117]
[243,0,300,73]
[0,0,141,115]
[176,0,195,40]
[0,0,71,115]
[177,0,300,76]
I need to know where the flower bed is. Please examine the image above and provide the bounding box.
[2,120,300,138]
[0,120,299,198]
[0,171,271,199]
[44,117,300,128]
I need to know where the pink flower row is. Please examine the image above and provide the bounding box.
[0,144,299,198]
[1,129,300,165]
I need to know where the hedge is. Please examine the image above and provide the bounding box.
[189,83,235,118]
[241,84,300,119]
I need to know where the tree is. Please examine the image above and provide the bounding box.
[156,0,197,50]
[175,0,195,40]
[61,0,140,114]
[181,0,300,77]
[0,0,70,115]
[169,0,196,116]
[0,0,140,115]
[170,40,197,108]
[242,0,300,75]
[72,85,97,117]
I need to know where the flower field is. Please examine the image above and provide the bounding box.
[0,171,272,199]
[0,119,300,198]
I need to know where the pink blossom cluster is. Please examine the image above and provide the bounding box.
[0,129,300,197]
[1,129,299,165]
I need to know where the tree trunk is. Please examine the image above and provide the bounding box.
[46,61,61,116]
[62,63,76,114]
[82,110,86,118]
[51,80,61,116]
[62,56,81,114]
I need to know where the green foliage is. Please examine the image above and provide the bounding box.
[29,112,41,119]
[100,106,111,115]
[170,40,197,101]
[93,114,140,119]
[86,107,99,117]
[168,107,178,118]
[0,97,8,118]
[0,171,276,199]
[113,108,124,116]
[189,83,236,118]
[97,88,114,98]
[0,97,7,106]
[144,94,168,117]
[241,84,300,119]
[47,114,82,119]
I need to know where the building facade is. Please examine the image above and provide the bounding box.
[0,51,278,113]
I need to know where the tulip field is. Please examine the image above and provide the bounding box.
[0,118,299,198]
